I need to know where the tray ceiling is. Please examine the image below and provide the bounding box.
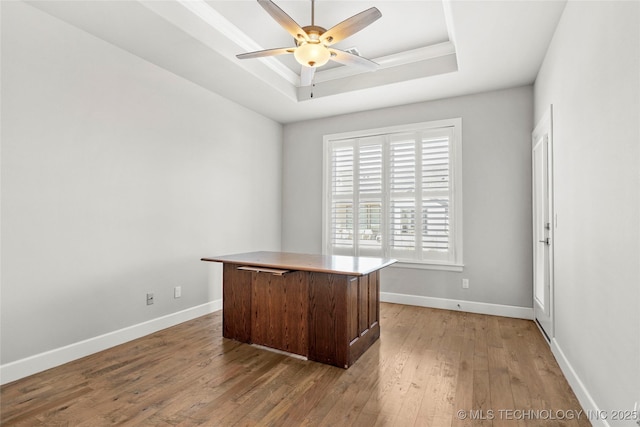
[208,0,451,73]
[25,0,567,123]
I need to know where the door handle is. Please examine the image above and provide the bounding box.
[538,238,550,245]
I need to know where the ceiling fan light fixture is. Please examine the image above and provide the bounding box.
[294,42,330,68]
[238,0,382,85]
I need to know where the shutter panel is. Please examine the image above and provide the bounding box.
[389,136,416,252]
[420,130,451,260]
[358,143,383,251]
[330,145,354,250]
[421,131,451,257]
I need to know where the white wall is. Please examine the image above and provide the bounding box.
[283,86,533,313]
[534,1,640,423]
[1,2,282,368]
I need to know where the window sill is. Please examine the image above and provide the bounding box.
[389,262,464,272]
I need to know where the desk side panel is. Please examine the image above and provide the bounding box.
[309,270,381,368]
[308,273,349,368]
[348,270,380,366]
[349,271,380,346]
[223,264,252,342]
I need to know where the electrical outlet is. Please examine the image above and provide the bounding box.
[174,286,182,299]
[462,278,469,289]
[146,293,154,305]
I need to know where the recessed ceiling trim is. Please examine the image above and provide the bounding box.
[442,0,458,52]
[314,41,456,84]
[298,53,458,101]
[174,0,299,85]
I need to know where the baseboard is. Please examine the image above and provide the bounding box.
[550,339,610,427]
[380,292,533,319]
[0,300,222,385]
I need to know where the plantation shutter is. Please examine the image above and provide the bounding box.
[325,120,461,266]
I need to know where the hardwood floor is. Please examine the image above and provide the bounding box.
[1,303,590,426]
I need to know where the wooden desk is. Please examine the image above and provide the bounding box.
[201,251,396,368]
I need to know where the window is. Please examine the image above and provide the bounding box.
[323,119,462,270]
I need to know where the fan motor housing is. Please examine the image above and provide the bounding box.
[296,25,328,45]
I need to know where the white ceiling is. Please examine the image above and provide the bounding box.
[27,0,567,124]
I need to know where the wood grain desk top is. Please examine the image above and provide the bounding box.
[201,251,397,276]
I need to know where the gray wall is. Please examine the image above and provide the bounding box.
[1,2,282,364]
[534,1,640,419]
[283,86,534,308]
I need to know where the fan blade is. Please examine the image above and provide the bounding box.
[300,66,316,86]
[330,49,379,70]
[257,0,309,42]
[321,7,382,46]
[236,47,294,60]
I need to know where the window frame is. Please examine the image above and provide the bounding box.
[322,118,463,271]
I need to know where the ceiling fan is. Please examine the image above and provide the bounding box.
[236,0,382,87]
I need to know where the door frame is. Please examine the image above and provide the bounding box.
[532,105,554,341]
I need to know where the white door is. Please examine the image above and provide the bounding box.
[532,107,554,341]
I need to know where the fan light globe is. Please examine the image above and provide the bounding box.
[294,42,330,68]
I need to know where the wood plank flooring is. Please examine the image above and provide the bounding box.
[1,303,590,426]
